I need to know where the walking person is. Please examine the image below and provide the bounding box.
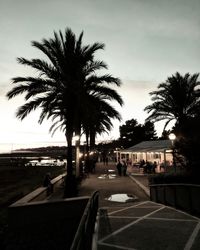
[116,160,122,176]
[122,160,127,176]
[152,161,157,174]
[43,172,53,195]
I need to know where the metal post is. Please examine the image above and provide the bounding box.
[169,133,176,173]
[74,135,80,178]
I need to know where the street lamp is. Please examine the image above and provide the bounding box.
[169,133,176,145]
[169,133,176,172]
[114,148,120,162]
[74,135,80,177]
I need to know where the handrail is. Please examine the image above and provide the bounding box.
[149,183,200,188]
[149,183,200,217]
[70,190,99,250]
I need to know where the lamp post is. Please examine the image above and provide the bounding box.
[115,148,120,162]
[169,133,176,172]
[74,135,80,177]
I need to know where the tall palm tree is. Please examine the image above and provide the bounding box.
[83,96,122,151]
[144,72,200,169]
[144,72,200,132]
[6,28,123,195]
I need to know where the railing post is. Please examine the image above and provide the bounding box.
[163,185,166,205]
[155,186,158,203]
[188,186,193,214]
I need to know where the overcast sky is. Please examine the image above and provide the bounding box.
[0,0,200,151]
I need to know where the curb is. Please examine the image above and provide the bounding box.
[129,174,150,197]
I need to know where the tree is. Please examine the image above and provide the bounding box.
[174,116,200,170]
[144,72,200,169]
[143,121,157,140]
[159,130,171,140]
[144,72,200,132]
[119,119,157,148]
[7,28,123,196]
[82,97,122,172]
[83,95,121,151]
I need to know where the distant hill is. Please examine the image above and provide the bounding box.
[0,146,68,158]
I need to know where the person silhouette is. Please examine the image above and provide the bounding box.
[116,160,122,176]
[43,173,53,194]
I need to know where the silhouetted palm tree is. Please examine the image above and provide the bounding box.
[144,72,200,132]
[7,28,123,195]
[145,72,200,169]
[83,96,122,151]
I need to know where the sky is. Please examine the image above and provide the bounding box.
[0,0,200,152]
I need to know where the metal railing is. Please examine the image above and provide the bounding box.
[70,190,99,250]
[149,183,200,217]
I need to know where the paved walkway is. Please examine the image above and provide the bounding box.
[49,162,200,249]
[48,162,149,204]
[78,162,149,208]
[97,201,200,250]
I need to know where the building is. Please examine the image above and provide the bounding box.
[117,140,173,167]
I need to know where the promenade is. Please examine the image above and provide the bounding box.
[51,161,200,249]
[78,162,149,207]
[48,162,149,205]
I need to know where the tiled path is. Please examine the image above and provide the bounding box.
[97,201,200,250]
[48,162,200,249]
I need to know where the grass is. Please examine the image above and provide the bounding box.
[0,164,66,248]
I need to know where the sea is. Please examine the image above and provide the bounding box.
[0,142,68,167]
[0,141,67,154]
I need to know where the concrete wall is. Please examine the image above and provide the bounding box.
[11,174,65,205]
[7,174,91,249]
[8,196,90,249]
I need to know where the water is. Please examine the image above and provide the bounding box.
[25,158,66,167]
[0,141,67,153]
[98,169,117,179]
[106,193,138,203]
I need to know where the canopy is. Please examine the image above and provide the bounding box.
[120,140,172,153]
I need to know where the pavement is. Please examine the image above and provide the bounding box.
[97,200,200,250]
[78,162,149,208]
[50,162,200,249]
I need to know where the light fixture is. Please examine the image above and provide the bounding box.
[74,135,80,141]
[168,133,176,141]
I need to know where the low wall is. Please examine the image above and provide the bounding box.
[12,174,65,205]
[150,183,200,217]
[8,196,90,250]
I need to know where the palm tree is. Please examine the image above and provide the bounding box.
[6,28,123,195]
[144,72,200,169]
[144,72,200,133]
[83,96,122,150]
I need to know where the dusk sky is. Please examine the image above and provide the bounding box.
[0,0,200,151]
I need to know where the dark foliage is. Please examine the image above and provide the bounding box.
[119,119,157,148]
[174,116,200,170]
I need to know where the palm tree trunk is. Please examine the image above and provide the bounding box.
[85,129,90,153]
[75,132,81,177]
[84,129,90,172]
[66,132,73,176]
[64,130,78,198]
[90,130,96,151]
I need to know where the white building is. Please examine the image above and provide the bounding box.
[117,140,173,167]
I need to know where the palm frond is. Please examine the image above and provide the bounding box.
[16,98,43,120]
[7,84,29,99]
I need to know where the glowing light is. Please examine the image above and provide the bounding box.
[169,133,176,141]
[79,153,83,158]
[74,135,80,141]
